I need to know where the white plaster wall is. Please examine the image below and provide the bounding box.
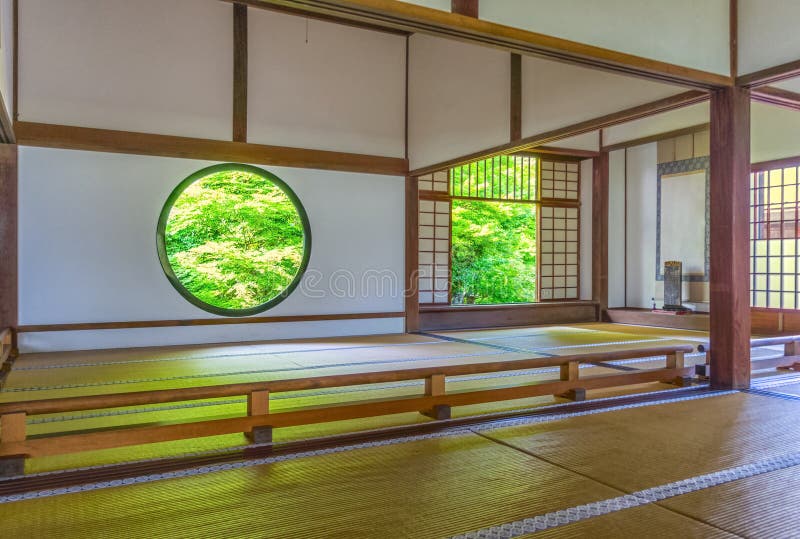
[546,132,599,152]
[739,0,800,75]
[521,57,686,137]
[579,159,593,301]
[481,0,730,75]
[398,0,450,11]
[0,0,13,118]
[751,102,800,163]
[18,147,405,351]
[624,143,658,309]
[408,34,509,169]
[607,150,626,308]
[248,10,406,157]
[18,0,232,140]
[603,102,710,148]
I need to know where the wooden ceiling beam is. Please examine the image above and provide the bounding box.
[246,0,731,90]
[750,85,800,112]
[410,90,708,176]
[737,58,800,88]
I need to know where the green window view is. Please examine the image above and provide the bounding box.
[449,155,538,305]
[157,164,311,316]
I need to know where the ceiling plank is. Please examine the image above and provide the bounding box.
[247,0,731,89]
[410,90,708,176]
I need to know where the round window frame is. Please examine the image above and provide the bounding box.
[156,163,312,317]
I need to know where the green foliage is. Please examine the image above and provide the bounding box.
[164,170,305,310]
[450,155,536,200]
[451,199,537,304]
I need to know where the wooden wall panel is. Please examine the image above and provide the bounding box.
[419,302,598,331]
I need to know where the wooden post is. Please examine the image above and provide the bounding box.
[246,390,271,444]
[559,360,585,401]
[232,3,248,142]
[510,53,522,141]
[451,0,478,17]
[405,176,420,332]
[709,86,751,389]
[666,351,685,369]
[0,412,26,478]
[785,340,799,357]
[0,145,17,341]
[422,374,450,420]
[592,152,609,320]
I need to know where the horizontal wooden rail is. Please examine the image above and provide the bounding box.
[0,345,693,474]
[696,335,800,376]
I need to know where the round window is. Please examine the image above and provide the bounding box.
[157,164,311,316]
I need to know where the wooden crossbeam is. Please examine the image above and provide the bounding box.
[737,58,800,88]
[751,86,800,112]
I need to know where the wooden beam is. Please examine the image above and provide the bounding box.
[251,0,731,89]
[737,58,800,88]
[751,86,800,112]
[592,152,609,320]
[451,0,477,18]
[709,86,751,389]
[17,311,406,333]
[729,0,737,79]
[233,3,248,142]
[0,145,17,336]
[14,121,408,176]
[510,53,522,141]
[410,90,708,176]
[601,123,710,153]
[405,176,419,332]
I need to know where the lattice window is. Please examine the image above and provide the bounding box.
[750,163,800,309]
[450,155,536,201]
[539,205,580,300]
[541,160,579,200]
[417,170,448,193]
[418,198,451,304]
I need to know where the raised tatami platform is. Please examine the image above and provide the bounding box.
[3,390,800,537]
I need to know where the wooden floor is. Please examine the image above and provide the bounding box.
[0,323,726,473]
[3,389,800,537]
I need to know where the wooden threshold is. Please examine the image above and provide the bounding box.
[15,122,408,176]
[607,308,709,332]
[419,301,599,331]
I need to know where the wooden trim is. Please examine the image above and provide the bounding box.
[510,53,522,141]
[729,0,737,79]
[751,155,800,173]
[737,58,800,88]
[709,86,751,389]
[224,0,410,36]
[419,302,598,331]
[405,176,420,332]
[12,0,17,122]
[404,35,409,160]
[451,0,477,18]
[520,147,599,159]
[751,86,800,112]
[592,153,609,319]
[17,311,406,333]
[607,308,709,332]
[601,123,710,153]
[15,121,408,176]
[253,1,731,89]
[232,3,248,142]
[410,90,708,176]
[0,145,17,336]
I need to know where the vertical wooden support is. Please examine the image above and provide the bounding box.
[785,340,799,357]
[246,390,272,444]
[405,176,420,332]
[451,0,478,17]
[666,351,685,369]
[592,152,609,320]
[232,3,248,142]
[559,361,585,401]
[422,374,450,420]
[0,145,18,342]
[0,412,26,478]
[710,86,751,389]
[510,53,522,141]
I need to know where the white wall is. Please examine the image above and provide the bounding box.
[739,0,800,75]
[522,57,685,138]
[481,0,730,75]
[547,132,599,152]
[624,143,658,309]
[248,10,406,157]
[608,150,626,308]
[18,0,233,140]
[579,159,593,301]
[751,102,800,164]
[408,33,509,169]
[603,102,710,148]
[18,147,405,351]
[0,0,13,118]
[399,0,450,10]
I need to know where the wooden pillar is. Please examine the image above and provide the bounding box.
[510,54,522,141]
[405,176,420,332]
[232,3,248,142]
[709,86,751,389]
[0,145,17,341]
[592,152,609,320]
[451,0,478,17]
